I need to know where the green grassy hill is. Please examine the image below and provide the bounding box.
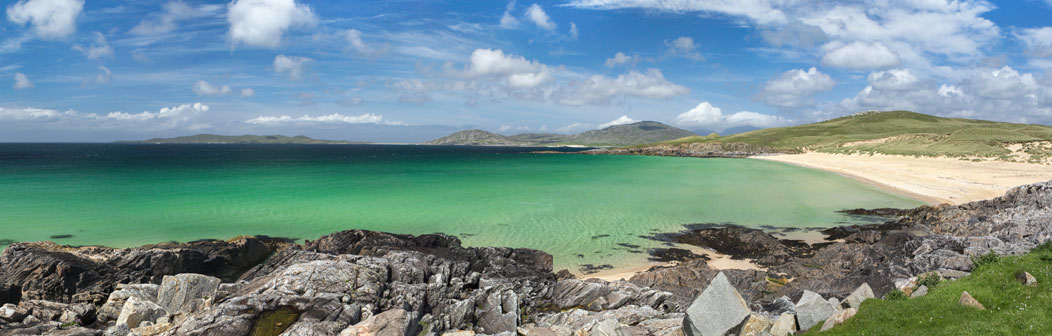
[660,111,1052,161]
[816,243,1052,335]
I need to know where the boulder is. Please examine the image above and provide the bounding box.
[98,284,159,322]
[819,308,856,332]
[1017,272,1037,286]
[769,314,796,336]
[959,291,984,310]
[476,289,518,334]
[586,317,623,336]
[910,285,928,299]
[339,309,411,336]
[156,273,220,316]
[440,331,476,336]
[842,283,873,309]
[116,296,167,329]
[0,303,27,323]
[738,313,774,336]
[682,272,751,336]
[794,290,837,331]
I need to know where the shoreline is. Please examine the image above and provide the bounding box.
[754,152,1052,205]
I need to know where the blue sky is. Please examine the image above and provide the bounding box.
[2,0,1052,142]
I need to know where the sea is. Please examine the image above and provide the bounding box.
[0,144,924,274]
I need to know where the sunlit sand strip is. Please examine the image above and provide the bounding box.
[586,245,763,281]
[755,152,1052,205]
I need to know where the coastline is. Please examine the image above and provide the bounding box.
[754,152,1052,205]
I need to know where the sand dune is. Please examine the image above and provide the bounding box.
[756,153,1052,204]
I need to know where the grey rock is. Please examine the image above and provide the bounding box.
[0,303,27,323]
[769,314,796,336]
[156,273,220,316]
[682,272,750,336]
[794,290,837,331]
[1017,272,1037,286]
[586,318,623,336]
[117,296,167,329]
[103,324,131,336]
[517,324,571,336]
[98,284,159,322]
[910,285,928,299]
[339,309,411,336]
[477,289,518,334]
[738,313,774,336]
[819,308,856,332]
[843,283,873,309]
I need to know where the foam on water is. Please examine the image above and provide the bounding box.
[0,144,924,273]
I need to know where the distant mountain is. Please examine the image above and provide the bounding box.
[426,121,697,146]
[425,130,535,146]
[118,134,357,144]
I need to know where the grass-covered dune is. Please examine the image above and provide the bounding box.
[817,243,1052,335]
[661,111,1052,162]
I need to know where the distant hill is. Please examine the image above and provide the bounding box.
[427,121,697,147]
[656,111,1052,161]
[425,130,535,146]
[119,134,356,144]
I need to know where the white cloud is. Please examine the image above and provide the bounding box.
[6,0,84,40]
[758,67,835,108]
[240,88,254,97]
[245,113,402,125]
[130,1,221,36]
[344,29,388,57]
[273,55,312,80]
[604,52,633,67]
[91,65,112,84]
[967,66,1038,100]
[1016,27,1052,58]
[820,41,899,70]
[0,107,67,120]
[227,0,316,48]
[71,32,114,60]
[463,48,552,88]
[665,36,702,60]
[556,68,689,106]
[674,101,789,129]
[525,4,556,30]
[556,122,592,133]
[13,72,33,89]
[100,103,209,122]
[598,115,636,129]
[192,80,232,96]
[569,22,579,40]
[565,0,787,24]
[867,69,919,91]
[500,0,519,28]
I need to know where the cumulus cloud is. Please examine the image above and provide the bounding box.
[6,0,83,40]
[71,32,114,60]
[462,48,553,88]
[0,107,68,120]
[100,103,209,122]
[556,68,689,106]
[240,88,254,97]
[565,0,787,25]
[674,101,789,130]
[758,67,835,108]
[604,52,635,67]
[344,29,388,57]
[273,55,312,80]
[130,1,221,36]
[665,36,702,60]
[227,0,316,48]
[193,80,232,96]
[13,72,33,89]
[0,103,212,131]
[245,113,402,125]
[867,69,919,91]
[525,4,556,30]
[820,41,899,70]
[1016,27,1052,58]
[597,115,635,129]
[500,0,519,28]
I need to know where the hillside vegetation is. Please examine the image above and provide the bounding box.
[661,111,1052,162]
[818,243,1052,335]
[427,121,696,147]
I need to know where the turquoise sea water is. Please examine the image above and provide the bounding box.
[0,144,923,273]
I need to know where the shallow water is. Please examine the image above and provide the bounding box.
[0,144,923,273]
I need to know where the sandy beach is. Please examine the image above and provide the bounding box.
[756,152,1052,205]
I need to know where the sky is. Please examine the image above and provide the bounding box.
[2,0,1052,142]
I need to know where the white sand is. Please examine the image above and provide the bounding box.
[756,153,1052,204]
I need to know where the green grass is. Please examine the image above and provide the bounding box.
[815,243,1052,335]
[657,111,1052,160]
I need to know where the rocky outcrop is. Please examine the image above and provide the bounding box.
[0,236,291,306]
[682,272,750,336]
